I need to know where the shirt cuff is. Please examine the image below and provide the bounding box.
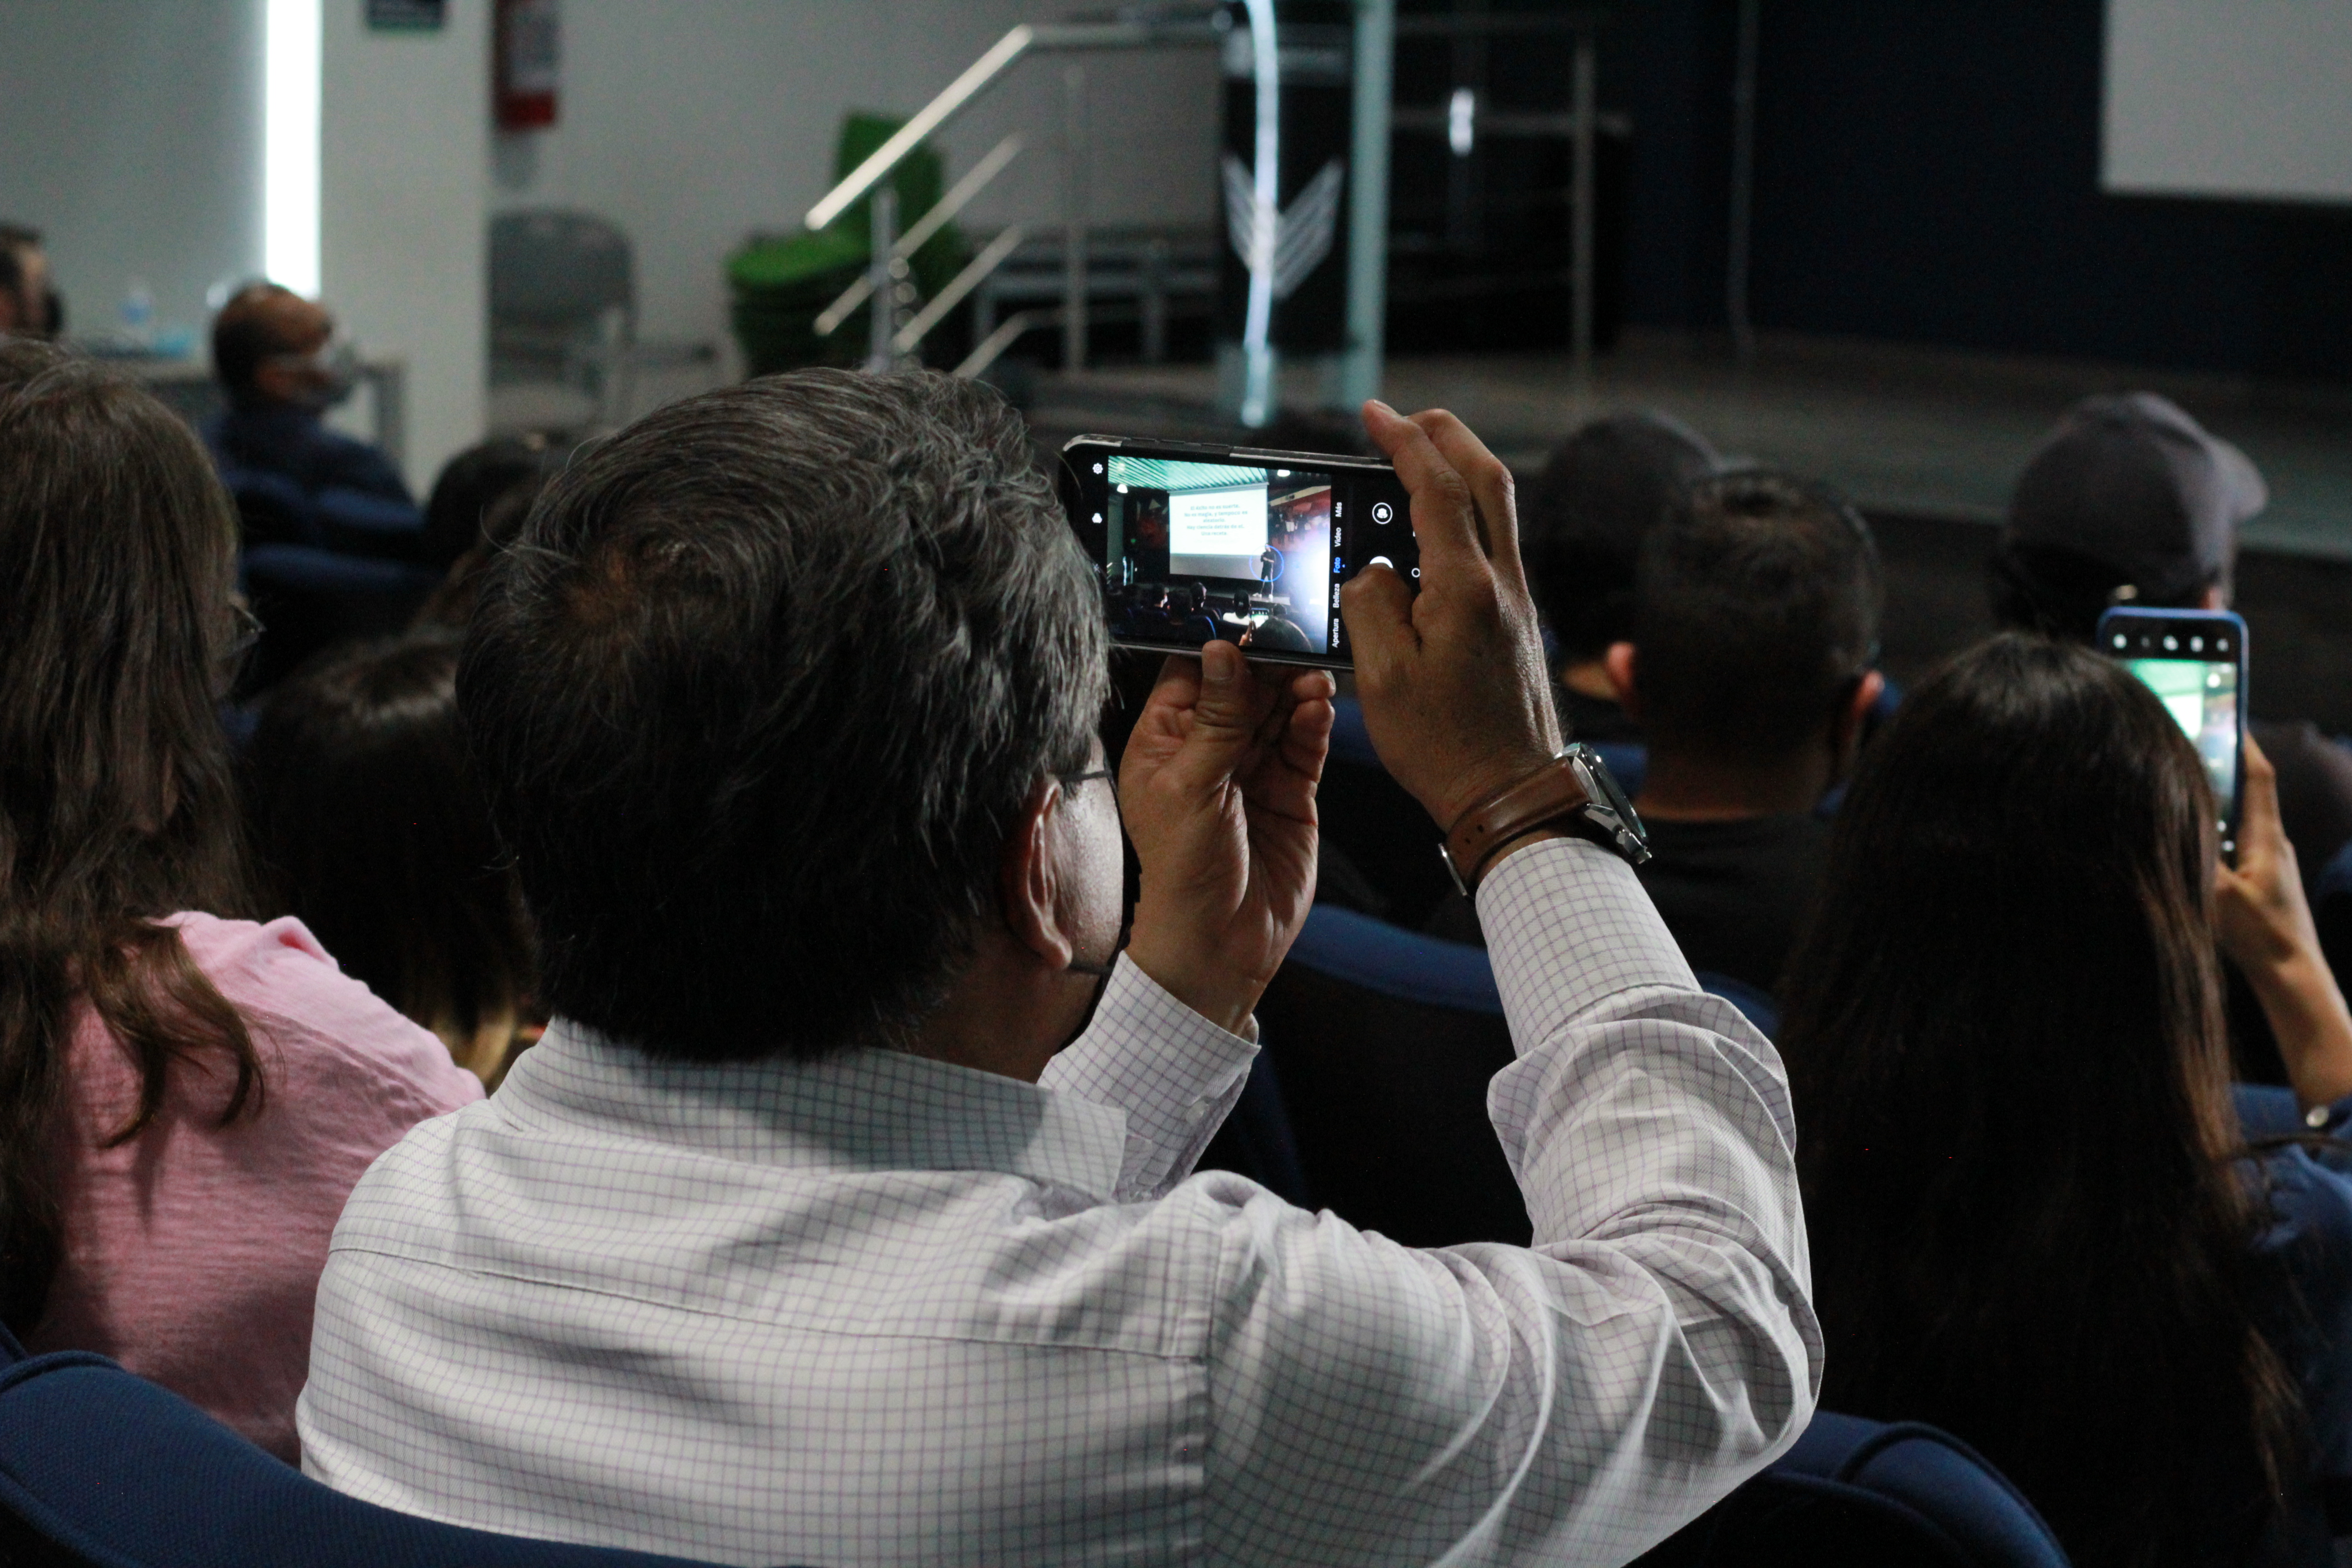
[1475,834,1700,1054]
[1039,955,1260,1201]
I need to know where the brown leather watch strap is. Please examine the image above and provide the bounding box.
[1443,756,1599,895]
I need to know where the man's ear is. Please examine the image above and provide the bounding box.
[996,779,1075,971]
[1602,642,1641,714]
[1831,669,1886,779]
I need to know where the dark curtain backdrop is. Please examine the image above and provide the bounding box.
[1602,0,2352,382]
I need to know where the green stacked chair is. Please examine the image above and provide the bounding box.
[729,112,968,377]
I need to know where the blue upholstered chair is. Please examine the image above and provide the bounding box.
[1287,903,1779,1037]
[1260,904,1777,1247]
[1635,1410,2070,1567]
[0,1325,763,1568]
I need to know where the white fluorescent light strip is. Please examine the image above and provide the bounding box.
[265,0,323,297]
[1240,0,1280,428]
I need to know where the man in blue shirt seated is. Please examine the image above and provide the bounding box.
[204,283,423,558]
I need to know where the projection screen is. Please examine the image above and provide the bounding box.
[2103,0,2352,202]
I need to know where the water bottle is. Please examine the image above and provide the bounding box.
[119,280,155,350]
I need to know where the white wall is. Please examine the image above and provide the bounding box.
[490,0,1222,374]
[0,0,1216,482]
[2105,0,2352,203]
[323,0,490,494]
[0,0,264,346]
[0,0,487,493]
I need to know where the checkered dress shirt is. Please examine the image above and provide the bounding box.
[299,837,1820,1566]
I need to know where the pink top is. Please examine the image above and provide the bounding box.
[24,913,481,1463]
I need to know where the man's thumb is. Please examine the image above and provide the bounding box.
[1158,641,1261,795]
[1191,641,1255,736]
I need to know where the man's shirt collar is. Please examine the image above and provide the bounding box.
[495,1023,1130,1203]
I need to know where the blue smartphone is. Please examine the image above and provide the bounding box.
[2099,605,2248,860]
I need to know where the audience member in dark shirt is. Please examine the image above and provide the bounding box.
[1626,815,1832,993]
[203,283,422,558]
[1610,471,1884,990]
[1433,470,1882,997]
[1990,391,2352,872]
[1519,411,1719,745]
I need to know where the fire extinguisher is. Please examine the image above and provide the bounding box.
[495,0,559,129]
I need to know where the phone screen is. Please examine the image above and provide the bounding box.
[2103,610,2246,853]
[2125,656,2240,823]
[1061,440,1417,669]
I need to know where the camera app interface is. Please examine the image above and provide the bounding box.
[1101,455,1334,655]
[2122,633,2240,825]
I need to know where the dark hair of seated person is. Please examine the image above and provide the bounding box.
[1521,411,1718,663]
[0,340,262,1329]
[418,434,557,575]
[458,368,1106,1062]
[1780,633,2298,1568]
[1633,470,1881,768]
[0,224,60,338]
[209,283,305,407]
[245,634,534,1084]
[413,459,549,632]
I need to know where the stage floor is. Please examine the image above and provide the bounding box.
[1024,334,2352,730]
[1031,332,2352,561]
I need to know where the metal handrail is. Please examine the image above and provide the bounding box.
[900,134,1024,261]
[953,307,1058,380]
[814,133,1026,339]
[798,10,1221,376]
[894,225,1029,355]
[808,27,1034,233]
[802,18,1220,234]
[777,3,1398,410]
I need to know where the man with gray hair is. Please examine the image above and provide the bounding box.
[299,369,1818,1566]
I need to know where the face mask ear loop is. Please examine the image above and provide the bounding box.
[1054,961,1117,1054]
[1059,903,1128,1051]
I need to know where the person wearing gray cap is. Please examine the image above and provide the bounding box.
[1990,392,2352,875]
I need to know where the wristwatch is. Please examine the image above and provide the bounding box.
[1439,744,1651,897]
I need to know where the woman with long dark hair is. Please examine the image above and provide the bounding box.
[1784,632,2352,1567]
[0,341,478,1461]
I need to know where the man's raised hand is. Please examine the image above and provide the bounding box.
[1341,402,1562,831]
[1118,643,1335,1035]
